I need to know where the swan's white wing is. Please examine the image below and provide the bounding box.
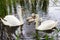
[4,15,21,26]
[36,20,57,30]
[1,18,12,26]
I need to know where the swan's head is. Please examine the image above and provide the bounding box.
[1,15,23,27]
[31,13,36,19]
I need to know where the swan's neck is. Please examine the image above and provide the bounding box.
[35,14,39,28]
[17,5,24,24]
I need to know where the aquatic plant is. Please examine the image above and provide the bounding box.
[7,0,12,14]
[0,0,8,18]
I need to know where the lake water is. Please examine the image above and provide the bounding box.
[14,0,60,40]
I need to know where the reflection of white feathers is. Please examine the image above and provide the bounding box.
[15,27,21,36]
[36,20,58,30]
[1,15,21,27]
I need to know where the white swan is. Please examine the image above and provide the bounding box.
[1,5,24,27]
[1,5,24,37]
[36,20,58,30]
[1,15,21,27]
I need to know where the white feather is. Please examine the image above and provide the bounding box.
[1,15,21,27]
[1,18,12,26]
[36,20,58,30]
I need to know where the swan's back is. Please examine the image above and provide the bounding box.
[37,20,57,30]
[4,15,20,26]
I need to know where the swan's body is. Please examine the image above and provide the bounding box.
[1,15,21,27]
[36,20,58,30]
